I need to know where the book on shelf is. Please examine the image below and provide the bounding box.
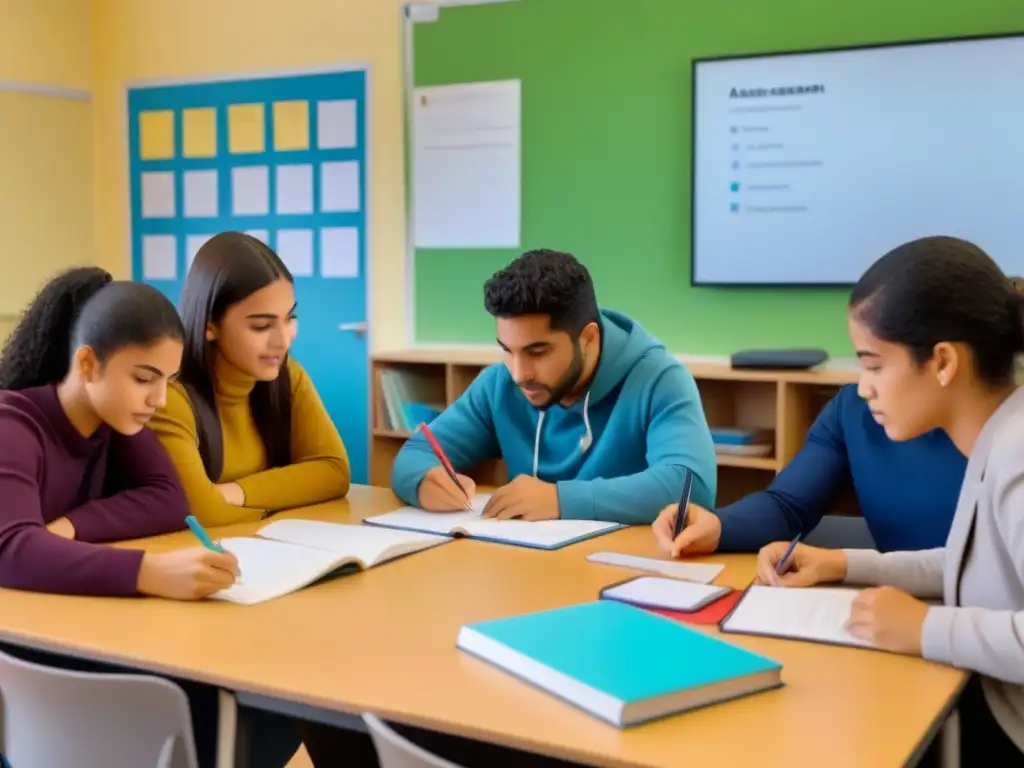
[377,367,445,433]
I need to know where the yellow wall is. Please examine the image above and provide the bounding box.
[91,0,410,351]
[0,0,92,90]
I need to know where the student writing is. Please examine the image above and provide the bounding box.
[0,267,238,598]
[149,232,351,526]
[755,237,1024,765]
[391,249,717,525]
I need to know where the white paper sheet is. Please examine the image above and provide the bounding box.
[141,235,177,280]
[586,552,725,584]
[317,99,358,149]
[231,165,270,216]
[321,161,360,212]
[276,229,314,277]
[276,164,313,214]
[721,585,875,648]
[141,171,175,218]
[412,79,521,248]
[320,227,360,278]
[183,169,219,217]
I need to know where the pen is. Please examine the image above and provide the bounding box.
[418,422,474,511]
[775,533,803,575]
[185,515,225,553]
[671,470,694,540]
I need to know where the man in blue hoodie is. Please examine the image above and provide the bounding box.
[390,248,717,525]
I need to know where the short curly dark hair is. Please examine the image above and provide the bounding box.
[483,249,599,335]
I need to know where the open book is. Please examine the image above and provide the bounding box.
[363,494,623,550]
[212,519,450,605]
[720,585,876,649]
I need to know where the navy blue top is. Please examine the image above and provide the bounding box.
[717,384,965,553]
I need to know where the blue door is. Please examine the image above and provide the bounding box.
[127,69,370,484]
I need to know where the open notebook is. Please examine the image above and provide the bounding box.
[720,585,876,649]
[363,494,623,550]
[212,519,450,605]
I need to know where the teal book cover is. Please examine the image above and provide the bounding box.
[460,600,782,706]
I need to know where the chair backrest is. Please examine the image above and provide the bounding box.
[0,649,198,768]
[363,715,465,768]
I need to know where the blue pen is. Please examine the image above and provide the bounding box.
[671,470,694,540]
[185,515,224,553]
[775,532,802,575]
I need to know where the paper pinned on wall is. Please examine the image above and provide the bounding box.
[186,234,214,270]
[321,161,360,212]
[317,99,358,149]
[276,164,314,215]
[232,166,270,216]
[142,235,177,280]
[139,110,175,160]
[273,100,310,151]
[182,107,217,158]
[412,79,521,249]
[183,169,219,218]
[276,229,314,277]
[320,227,360,278]
[141,171,176,218]
[228,103,265,154]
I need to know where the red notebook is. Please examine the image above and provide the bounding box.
[648,589,744,626]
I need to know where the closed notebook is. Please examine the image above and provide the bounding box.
[457,600,783,727]
[364,494,623,550]
[213,519,450,605]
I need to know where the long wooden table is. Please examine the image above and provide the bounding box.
[0,485,965,767]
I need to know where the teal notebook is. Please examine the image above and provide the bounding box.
[457,600,783,727]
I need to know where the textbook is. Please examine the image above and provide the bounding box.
[457,600,783,727]
[212,519,450,605]
[719,585,876,649]
[363,494,623,550]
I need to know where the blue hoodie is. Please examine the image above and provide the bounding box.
[390,309,717,525]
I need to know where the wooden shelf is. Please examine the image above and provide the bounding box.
[369,347,859,512]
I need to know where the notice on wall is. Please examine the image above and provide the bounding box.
[412,79,521,249]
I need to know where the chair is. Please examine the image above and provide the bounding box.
[803,514,877,550]
[363,714,465,768]
[0,648,237,768]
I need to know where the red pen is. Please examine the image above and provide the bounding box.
[417,422,474,510]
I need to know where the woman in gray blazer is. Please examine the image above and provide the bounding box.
[754,235,1024,765]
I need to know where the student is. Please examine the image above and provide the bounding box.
[0,267,303,768]
[390,248,717,525]
[754,236,1024,764]
[651,383,965,556]
[0,266,236,597]
[149,231,351,526]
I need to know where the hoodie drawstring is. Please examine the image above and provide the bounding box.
[532,390,593,477]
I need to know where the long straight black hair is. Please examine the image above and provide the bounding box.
[178,232,293,480]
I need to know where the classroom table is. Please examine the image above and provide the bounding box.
[0,485,965,768]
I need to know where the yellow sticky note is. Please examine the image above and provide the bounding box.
[139,110,175,160]
[182,107,217,158]
[273,100,310,151]
[228,103,265,154]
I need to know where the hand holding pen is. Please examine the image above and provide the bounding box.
[416,422,477,512]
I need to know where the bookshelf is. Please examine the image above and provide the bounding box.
[370,348,860,507]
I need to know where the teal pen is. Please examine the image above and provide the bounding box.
[185,515,225,553]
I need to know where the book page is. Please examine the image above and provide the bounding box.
[722,585,875,648]
[213,537,349,605]
[257,519,448,567]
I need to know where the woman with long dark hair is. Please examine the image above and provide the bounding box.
[149,231,350,526]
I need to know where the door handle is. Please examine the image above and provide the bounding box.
[339,321,368,336]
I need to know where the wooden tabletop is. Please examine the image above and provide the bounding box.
[0,485,964,768]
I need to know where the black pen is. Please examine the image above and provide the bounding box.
[671,470,694,540]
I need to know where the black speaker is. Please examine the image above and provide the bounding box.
[730,348,829,371]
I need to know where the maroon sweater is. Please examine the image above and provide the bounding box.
[0,385,189,596]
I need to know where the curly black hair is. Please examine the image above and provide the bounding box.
[483,249,599,335]
[0,266,184,390]
[850,236,1024,387]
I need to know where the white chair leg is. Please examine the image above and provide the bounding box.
[939,708,960,768]
[216,690,238,768]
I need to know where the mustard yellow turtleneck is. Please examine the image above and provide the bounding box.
[149,356,350,526]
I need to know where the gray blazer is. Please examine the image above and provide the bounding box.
[843,385,1024,752]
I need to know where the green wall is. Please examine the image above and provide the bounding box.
[412,0,1023,353]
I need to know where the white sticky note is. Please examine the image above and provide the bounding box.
[141,172,176,218]
[275,164,313,214]
[317,99,357,149]
[142,235,177,280]
[245,229,270,244]
[183,170,219,218]
[587,552,725,584]
[321,161,360,212]
[231,165,269,216]
[186,234,214,270]
[320,227,360,278]
[276,229,314,277]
